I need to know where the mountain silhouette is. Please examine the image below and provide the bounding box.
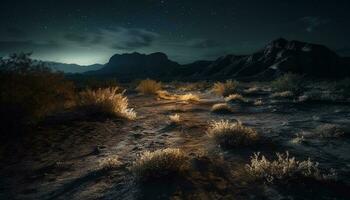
[85,38,350,80]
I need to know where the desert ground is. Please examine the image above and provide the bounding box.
[0,80,349,200]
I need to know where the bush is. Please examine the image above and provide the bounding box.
[99,156,121,171]
[169,114,181,124]
[271,73,304,94]
[136,79,162,95]
[79,87,136,120]
[211,80,238,97]
[211,103,233,114]
[271,91,294,98]
[246,152,337,183]
[177,93,200,102]
[0,53,75,127]
[131,148,187,181]
[224,94,245,103]
[207,120,259,147]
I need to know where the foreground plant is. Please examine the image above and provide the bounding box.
[136,79,162,95]
[131,148,187,181]
[224,94,245,103]
[207,120,259,147]
[169,114,181,124]
[246,152,337,183]
[99,156,121,171]
[79,87,136,120]
[212,80,238,97]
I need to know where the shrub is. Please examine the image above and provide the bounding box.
[136,79,162,95]
[271,91,294,98]
[156,90,177,100]
[0,53,75,125]
[211,103,233,114]
[254,99,263,106]
[79,87,136,120]
[169,114,181,124]
[271,73,304,94]
[99,156,121,171]
[177,93,200,102]
[211,80,238,97]
[207,120,259,147]
[131,148,187,181]
[246,152,337,183]
[224,94,245,103]
[314,124,345,138]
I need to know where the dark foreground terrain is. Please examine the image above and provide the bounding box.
[1,82,349,200]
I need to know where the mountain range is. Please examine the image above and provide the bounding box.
[73,38,350,80]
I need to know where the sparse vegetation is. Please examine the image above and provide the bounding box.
[224,93,245,102]
[177,93,200,102]
[212,80,239,97]
[254,99,263,106]
[211,103,233,113]
[131,148,187,181]
[314,124,345,138]
[271,73,304,94]
[207,120,259,147]
[99,156,121,171]
[271,91,294,98]
[169,114,181,124]
[246,152,337,183]
[79,87,136,120]
[136,79,162,95]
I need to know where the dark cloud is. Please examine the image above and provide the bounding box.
[186,39,221,48]
[63,33,88,43]
[109,27,159,50]
[0,40,60,54]
[300,16,330,32]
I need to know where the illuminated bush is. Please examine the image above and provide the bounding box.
[99,156,121,171]
[246,152,337,183]
[224,94,245,102]
[131,148,187,181]
[177,93,200,102]
[211,80,238,97]
[207,120,259,147]
[136,79,162,95]
[211,103,233,114]
[169,114,181,124]
[79,87,136,120]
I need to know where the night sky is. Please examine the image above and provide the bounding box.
[0,0,349,65]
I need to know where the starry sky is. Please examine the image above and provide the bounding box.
[0,0,349,65]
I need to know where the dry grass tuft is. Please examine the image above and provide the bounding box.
[254,99,263,106]
[271,91,294,98]
[177,93,200,102]
[211,103,233,114]
[79,87,136,120]
[99,156,121,171]
[207,120,259,147]
[136,79,162,95]
[131,148,187,181]
[169,114,181,124]
[212,80,238,97]
[246,152,337,183]
[225,94,245,102]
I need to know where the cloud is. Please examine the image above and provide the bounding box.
[300,16,330,32]
[64,33,88,43]
[62,27,159,50]
[0,40,61,54]
[185,38,221,48]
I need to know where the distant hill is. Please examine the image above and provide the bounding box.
[85,38,350,80]
[46,62,103,74]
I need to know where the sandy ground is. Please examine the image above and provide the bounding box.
[1,88,350,200]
